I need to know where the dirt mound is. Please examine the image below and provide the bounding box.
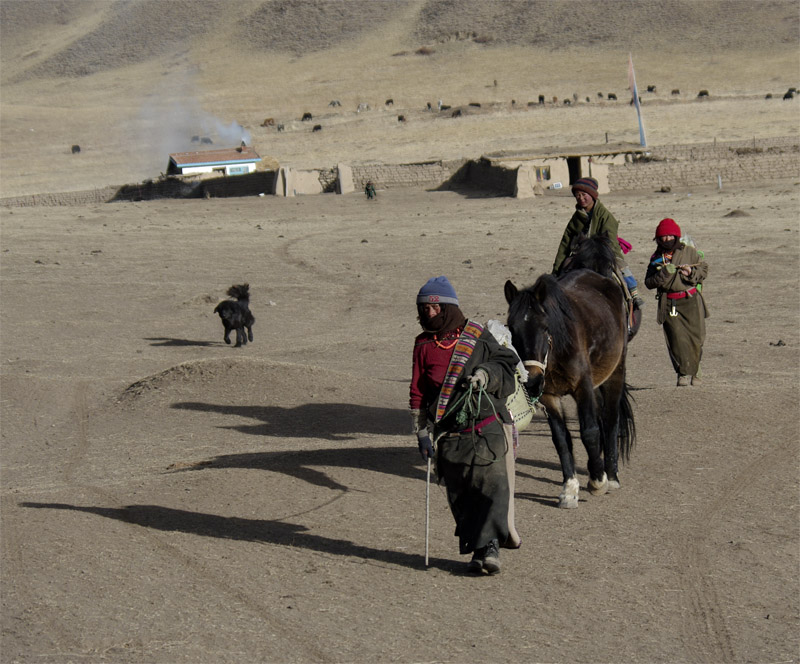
[109,359,409,463]
[723,209,751,217]
[117,358,406,414]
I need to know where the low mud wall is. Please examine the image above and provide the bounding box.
[609,137,800,191]
[2,137,797,207]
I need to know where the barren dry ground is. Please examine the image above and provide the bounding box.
[1,180,798,663]
[1,2,799,661]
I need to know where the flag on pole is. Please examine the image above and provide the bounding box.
[628,53,647,146]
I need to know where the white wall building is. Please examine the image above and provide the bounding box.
[167,146,262,176]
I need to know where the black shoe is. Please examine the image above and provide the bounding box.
[483,539,501,575]
[467,547,485,574]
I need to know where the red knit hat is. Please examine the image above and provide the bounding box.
[571,177,599,200]
[654,217,681,239]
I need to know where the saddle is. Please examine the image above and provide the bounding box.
[611,269,641,341]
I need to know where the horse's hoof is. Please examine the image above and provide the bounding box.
[588,474,609,495]
[558,495,579,509]
[559,477,580,508]
[607,478,621,491]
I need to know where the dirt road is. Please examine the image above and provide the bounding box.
[1,183,798,662]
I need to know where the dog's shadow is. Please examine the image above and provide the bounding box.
[146,337,220,347]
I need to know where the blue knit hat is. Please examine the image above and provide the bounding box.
[417,276,458,305]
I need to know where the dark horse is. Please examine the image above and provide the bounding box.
[559,231,642,340]
[504,234,635,508]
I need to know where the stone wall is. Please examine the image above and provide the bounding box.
[0,186,121,207]
[609,137,800,191]
[2,137,797,207]
[461,158,518,194]
[350,160,466,190]
[202,171,276,198]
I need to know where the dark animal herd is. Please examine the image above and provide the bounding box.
[235,83,794,138]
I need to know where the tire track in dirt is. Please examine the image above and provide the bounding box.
[274,225,365,298]
[46,383,332,661]
[678,427,794,662]
[1,382,92,655]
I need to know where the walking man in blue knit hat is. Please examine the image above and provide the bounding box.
[409,276,522,574]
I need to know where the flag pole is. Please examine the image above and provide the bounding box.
[628,53,647,147]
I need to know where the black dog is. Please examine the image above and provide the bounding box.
[213,284,254,347]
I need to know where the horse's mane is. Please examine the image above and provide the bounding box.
[510,274,575,357]
[560,232,617,277]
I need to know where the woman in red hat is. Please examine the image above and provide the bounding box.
[552,176,644,309]
[644,218,709,386]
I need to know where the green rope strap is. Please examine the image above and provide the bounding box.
[440,382,506,463]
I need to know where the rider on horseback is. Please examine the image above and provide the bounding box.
[552,177,645,311]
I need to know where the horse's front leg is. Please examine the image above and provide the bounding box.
[575,381,608,496]
[543,398,579,509]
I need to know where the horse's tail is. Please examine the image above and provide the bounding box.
[618,382,636,463]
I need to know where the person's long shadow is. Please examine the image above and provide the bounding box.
[20,502,459,573]
[168,445,424,492]
[171,401,408,441]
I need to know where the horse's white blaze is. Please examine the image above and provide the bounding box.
[558,477,580,508]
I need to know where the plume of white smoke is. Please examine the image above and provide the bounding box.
[135,74,252,176]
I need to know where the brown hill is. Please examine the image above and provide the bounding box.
[1,0,798,196]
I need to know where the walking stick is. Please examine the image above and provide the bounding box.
[425,456,431,567]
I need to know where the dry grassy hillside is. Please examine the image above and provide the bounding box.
[1,0,798,196]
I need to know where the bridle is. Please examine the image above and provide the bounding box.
[521,333,552,374]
